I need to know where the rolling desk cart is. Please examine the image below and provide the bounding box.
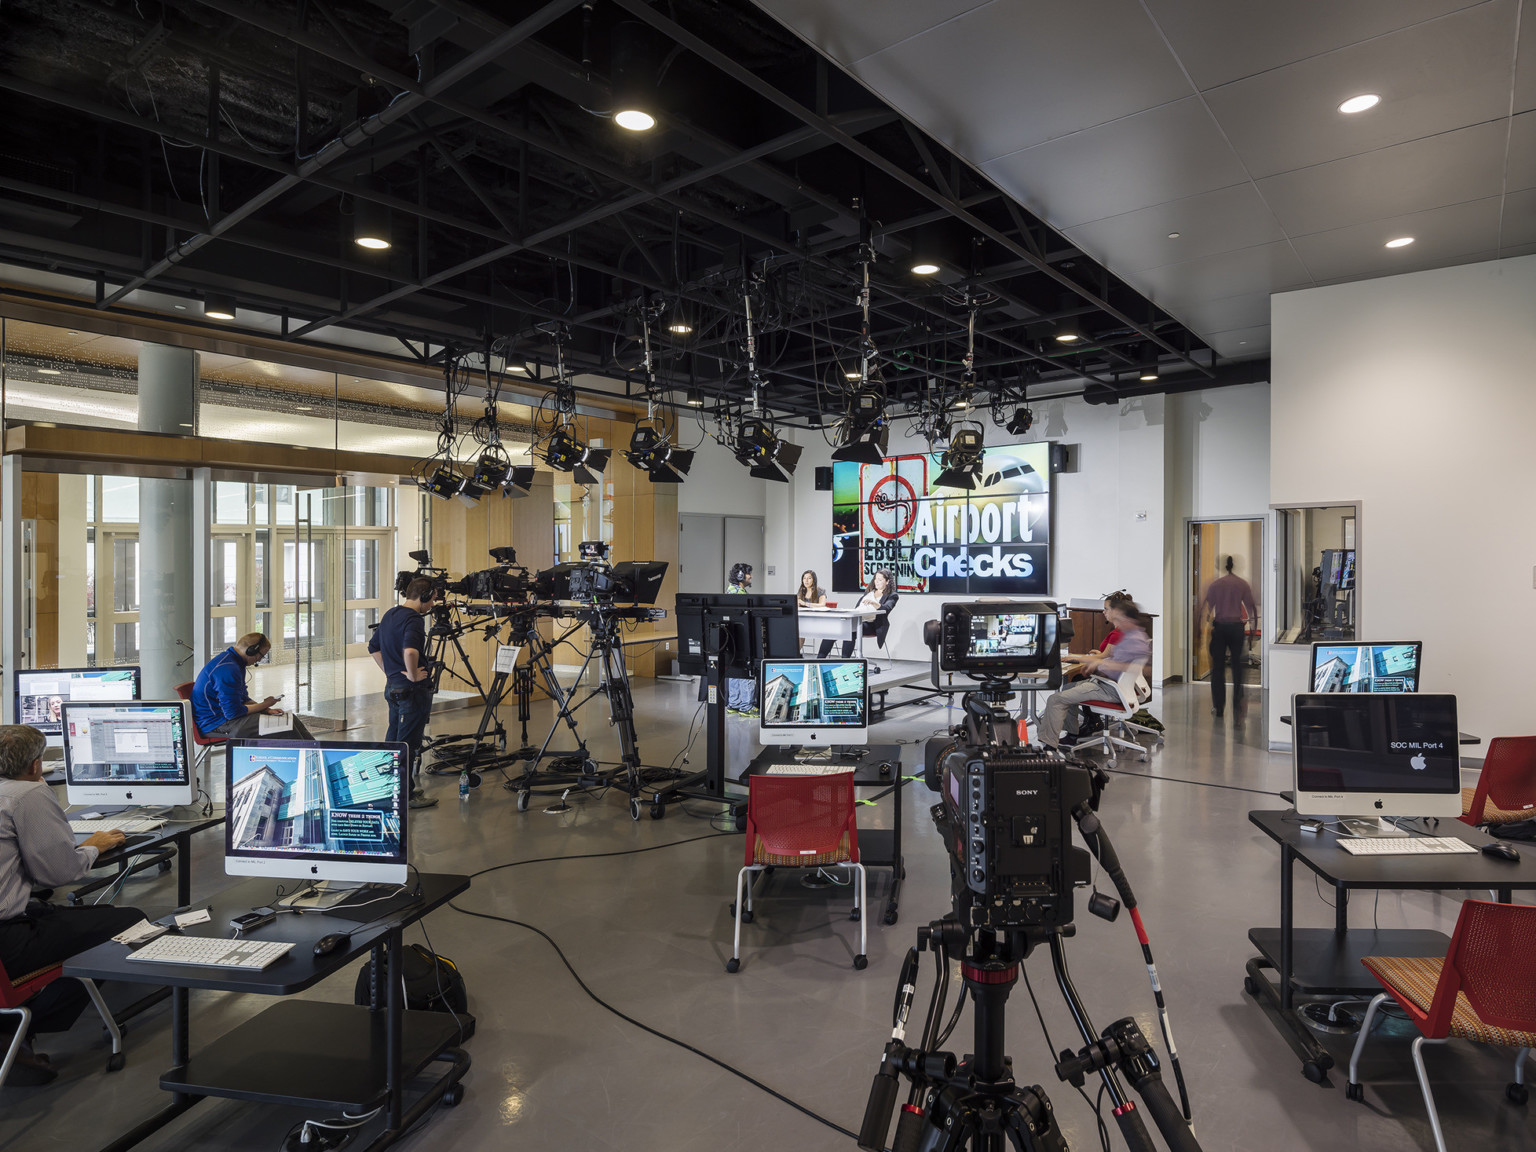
[66,872,472,1152]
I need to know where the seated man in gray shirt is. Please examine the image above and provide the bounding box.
[0,725,144,1085]
[1038,599,1153,749]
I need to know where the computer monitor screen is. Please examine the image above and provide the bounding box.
[225,740,409,884]
[759,659,869,746]
[16,666,140,747]
[1292,693,1461,818]
[1310,642,1422,693]
[61,700,193,806]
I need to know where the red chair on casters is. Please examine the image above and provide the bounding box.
[1460,736,1536,826]
[1347,899,1536,1152]
[727,771,866,973]
[175,681,225,791]
[0,956,123,1083]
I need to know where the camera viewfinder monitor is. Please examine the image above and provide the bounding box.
[16,666,140,749]
[1292,693,1461,818]
[937,601,1060,676]
[61,700,194,807]
[225,739,409,885]
[1310,642,1422,693]
[759,659,869,747]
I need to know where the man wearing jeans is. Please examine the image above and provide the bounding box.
[369,578,439,809]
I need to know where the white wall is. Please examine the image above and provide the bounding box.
[676,438,767,519]
[1161,382,1271,679]
[1269,254,1536,749]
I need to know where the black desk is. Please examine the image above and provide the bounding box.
[738,743,905,924]
[68,808,226,909]
[1245,809,1536,1083]
[66,872,471,1152]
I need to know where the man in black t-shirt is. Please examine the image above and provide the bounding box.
[368,577,439,809]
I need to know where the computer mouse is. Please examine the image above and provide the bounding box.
[313,932,352,956]
[1481,842,1521,862]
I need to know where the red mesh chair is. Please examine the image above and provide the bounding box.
[1347,900,1536,1151]
[1460,737,1536,826]
[0,955,123,1083]
[727,771,865,973]
[175,681,225,786]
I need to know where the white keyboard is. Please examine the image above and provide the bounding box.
[764,764,857,776]
[1339,836,1479,856]
[70,817,166,834]
[125,936,295,969]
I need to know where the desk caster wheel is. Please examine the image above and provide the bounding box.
[725,958,740,974]
[853,955,868,971]
[1345,1082,1364,1103]
[1507,1082,1529,1106]
[630,797,641,821]
[157,860,172,874]
[106,1052,124,1073]
[517,791,530,812]
[1243,975,1260,996]
[1302,1059,1328,1084]
[883,909,898,926]
[849,908,862,922]
[650,801,665,820]
[442,1083,465,1107]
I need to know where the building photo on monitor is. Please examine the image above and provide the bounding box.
[1311,643,1421,693]
[761,661,866,726]
[229,745,404,859]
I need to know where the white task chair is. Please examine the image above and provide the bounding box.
[1080,667,1161,765]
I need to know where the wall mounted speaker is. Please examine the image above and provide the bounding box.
[814,466,833,491]
[1050,444,1077,473]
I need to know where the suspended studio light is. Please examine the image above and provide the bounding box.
[1005,407,1035,437]
[626,420,695,483]
[934,425,986,490]
[831,389,889,465]
[544,427,611,486]
[733,418,802,483]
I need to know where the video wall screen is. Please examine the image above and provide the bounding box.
[830,442,1051,594]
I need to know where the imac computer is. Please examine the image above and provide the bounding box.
[1309,642,1422,693]
[61,700,194,807]
[16,666,140,749]
[225,739,409,885]
[1292,693,1461,818]
[759,659,869,747]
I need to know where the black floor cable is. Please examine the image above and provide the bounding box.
[448,903,865,1145]
[1101,765,1286,798]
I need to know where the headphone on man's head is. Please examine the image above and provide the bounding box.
[244,636,269,659]
[729,562,753,584]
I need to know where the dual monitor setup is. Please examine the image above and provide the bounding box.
[1293,639,1460,820]
[21,666,409,888]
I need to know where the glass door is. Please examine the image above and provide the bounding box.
[95,529,141,666]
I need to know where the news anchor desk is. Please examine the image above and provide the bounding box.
[794,605,878,655]
[66,872,472,1152]
[1244,810,1536,1084]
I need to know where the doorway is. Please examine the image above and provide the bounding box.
[679,514,764,594]
[1188,518,1263,689]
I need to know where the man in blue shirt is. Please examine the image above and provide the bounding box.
[369,578,439,809]
[192,632,313,740]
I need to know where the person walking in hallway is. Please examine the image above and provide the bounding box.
[1202,555,1257,718]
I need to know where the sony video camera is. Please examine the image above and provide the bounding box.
[534,541,668,605]
[394,549,450,599]
[447,546,532,604]
[923,601,1094,932]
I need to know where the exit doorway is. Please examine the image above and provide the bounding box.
[1188,518,1264,689]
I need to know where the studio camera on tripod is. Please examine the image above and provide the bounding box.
[448,546,534,604]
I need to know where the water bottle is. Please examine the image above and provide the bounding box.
[458,770,470,801]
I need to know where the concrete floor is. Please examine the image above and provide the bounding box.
[3,678,1532,1152]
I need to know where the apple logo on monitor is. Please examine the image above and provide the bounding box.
[1411,753,1427,771]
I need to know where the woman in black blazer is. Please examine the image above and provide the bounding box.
[827,569,898,658]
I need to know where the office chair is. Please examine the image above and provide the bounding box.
[1347,899,1536,1152]
[1460,736,1536,827]
[0,955,124,1082]
[862,592,898,672]
[727,771,866,973]
[175,681,226,793]
[1080,668,1160,766]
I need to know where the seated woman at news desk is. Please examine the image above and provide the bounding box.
[1040,598,1151,749]
[826,569,897,659]
[797,570,828,652]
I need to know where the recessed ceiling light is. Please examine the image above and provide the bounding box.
[667,321,693,334]
[37,368,60,375]
[296,406,313,411]
[1054,332,1080,344]
[614,108,655,132]
[507,364,528,375]
[173,304,187,310]
[1339,94,1380,115]
[179,422,194,428]
[355,236,390,250]
[1139,369,1158,382]
[1385,236,1415,248]
[844,370,861,380]
[1238,340,1248,345]
[1167,232,1181,239]
[67,330,79,335]
[911,261,941,275]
